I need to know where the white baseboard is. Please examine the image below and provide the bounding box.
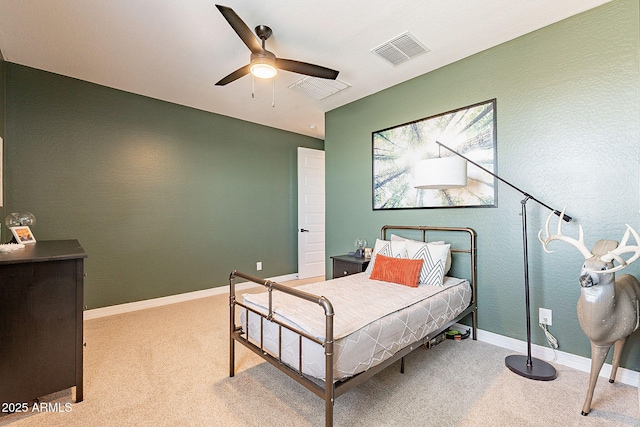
[453,322,639,388]
[83,273,298,320]
[84,282,639,388]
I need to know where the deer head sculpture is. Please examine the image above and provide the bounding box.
[538,210,640,416]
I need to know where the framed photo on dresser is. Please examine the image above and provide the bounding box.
[11,226,36,244]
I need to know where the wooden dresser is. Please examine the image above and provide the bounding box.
[0,240,87,405]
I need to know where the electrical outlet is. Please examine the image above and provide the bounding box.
[256,262,262,271]
[539,308,552,326]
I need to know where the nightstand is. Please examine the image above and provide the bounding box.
[331,254,370,278]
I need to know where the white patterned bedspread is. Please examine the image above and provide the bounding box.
[242,273,471,381]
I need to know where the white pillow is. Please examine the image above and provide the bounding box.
[405,240,450,286]
[390,234,452,274]
[365,239,407,275]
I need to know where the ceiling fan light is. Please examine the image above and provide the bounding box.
[250,54,277,79]
[250,63,277,79]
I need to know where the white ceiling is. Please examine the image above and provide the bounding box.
[0,0,611,139]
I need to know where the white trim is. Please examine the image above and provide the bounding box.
[453,323,639,388]
[83,273,298,320]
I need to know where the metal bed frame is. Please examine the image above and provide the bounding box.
[229,225,477,427]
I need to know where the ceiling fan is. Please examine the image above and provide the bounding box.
[215,4,339,86]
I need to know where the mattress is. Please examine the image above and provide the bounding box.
[242,272,471,381]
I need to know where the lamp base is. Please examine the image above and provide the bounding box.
[505,355,557,381]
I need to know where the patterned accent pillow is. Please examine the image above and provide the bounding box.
[369,254,423,288]
[405,240,450,286]
[390,234,452,274]
[365,239,406,275]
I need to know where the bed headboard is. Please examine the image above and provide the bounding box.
[380,225,477,308]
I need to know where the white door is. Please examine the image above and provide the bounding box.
[298,147,325,279]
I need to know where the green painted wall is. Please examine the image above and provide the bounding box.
[3,64,322,309]
[326,0,640,368]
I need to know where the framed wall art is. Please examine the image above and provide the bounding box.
[372,99,497,210]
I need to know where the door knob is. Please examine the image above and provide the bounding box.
[300,228,310,232]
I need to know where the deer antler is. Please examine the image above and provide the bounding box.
[537,208,593,259]
[598,224,640,273]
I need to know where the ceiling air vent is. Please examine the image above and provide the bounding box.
[288,76,350,100]
[371,32,429,66]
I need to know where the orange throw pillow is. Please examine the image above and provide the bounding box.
[369,254,423,288]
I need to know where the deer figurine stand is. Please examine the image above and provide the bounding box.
[539,211,640,416]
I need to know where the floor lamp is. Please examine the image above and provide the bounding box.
[416,141,569,381]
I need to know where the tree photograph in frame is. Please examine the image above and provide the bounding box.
[372,99,497,210]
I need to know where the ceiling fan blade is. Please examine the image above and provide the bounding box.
[215,64,251,86]
[215,4,263,54]
[275,59,339,80]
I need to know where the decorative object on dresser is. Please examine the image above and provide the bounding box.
[229,225,477,427]
[5,211,37,243]
[5,211,36,228]
[539,211,640,416]
[331,254,369,278]
[364,247,373,258]
[353,237,367,258]
[0,242,25,253]
[0,240,87,405]
[10,225,36,244]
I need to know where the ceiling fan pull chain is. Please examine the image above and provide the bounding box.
[251,74,255,99]
[272,77,275,107]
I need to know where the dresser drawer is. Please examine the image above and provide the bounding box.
[331,255,370,278]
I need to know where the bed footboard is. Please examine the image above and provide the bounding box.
[229,270,335,426]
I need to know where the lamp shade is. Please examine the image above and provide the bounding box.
[414,157,468,189]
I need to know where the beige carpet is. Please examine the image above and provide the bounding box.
[2,282,639,426]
